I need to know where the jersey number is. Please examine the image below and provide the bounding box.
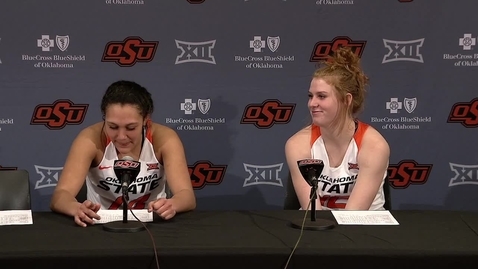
[320,195,349,209]
[108,194,151,210]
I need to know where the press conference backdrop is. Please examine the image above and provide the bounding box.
[0,0,476,212]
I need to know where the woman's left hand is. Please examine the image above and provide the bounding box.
[147,198,176,220]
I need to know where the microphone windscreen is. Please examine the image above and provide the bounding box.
[121,156,134,161]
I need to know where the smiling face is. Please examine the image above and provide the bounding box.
[103,103,147,155]
[308,77,341,128]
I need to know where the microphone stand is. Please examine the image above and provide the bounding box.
[289,178,335,231]
[122,192,129,223]
[310,181,318,221]
[103,187,146,233]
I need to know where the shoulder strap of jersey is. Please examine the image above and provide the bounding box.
[354,120,369,151]
[310,124,321,148]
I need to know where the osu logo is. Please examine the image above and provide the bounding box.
[388,160,433,189]
[187,0,205,3]
[298,159,323,166]
[240,99,295,129]
[102,36,158,67]
[188,160,227,190]
[0,165,17,170]
[31,99,88,130]
[447,98,478,128]
[114,160,140,169]
[310,36,366,62]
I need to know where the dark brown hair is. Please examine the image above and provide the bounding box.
[100,80,154,118]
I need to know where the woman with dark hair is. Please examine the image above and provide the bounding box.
[51,80,196,227]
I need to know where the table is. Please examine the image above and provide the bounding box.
[1,210,478,269]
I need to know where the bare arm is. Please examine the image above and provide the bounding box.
[50,128,98,216]
[155,126,196,213]
[345,127,390,210]
[285,128,322,210]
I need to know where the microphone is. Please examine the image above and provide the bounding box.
[297,159,324,189]
[113,156,141,198]
[104,156,146,233]
[289,158,335,231]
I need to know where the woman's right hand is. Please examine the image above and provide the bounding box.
[74,200,101,227]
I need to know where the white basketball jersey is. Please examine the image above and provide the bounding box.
[310,121,386,210]
[86,127,166,209]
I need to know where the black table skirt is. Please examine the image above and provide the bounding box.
[1,210,478,269]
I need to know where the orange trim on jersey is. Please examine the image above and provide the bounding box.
[145,119,153,143]
[310,125,321,148]
[354,121,369,151]
[309,121,370,150]
[105,129,111,145]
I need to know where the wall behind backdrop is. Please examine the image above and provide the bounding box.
[0,0,476,212]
